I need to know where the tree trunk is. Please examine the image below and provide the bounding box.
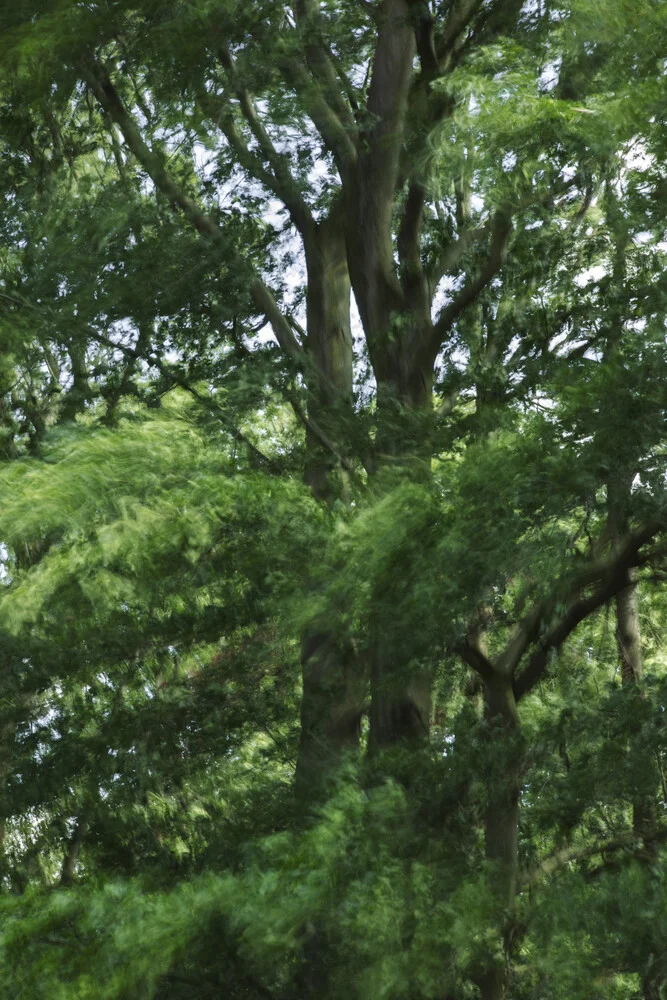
[295,208,367,800]
[60,816,88,887]
[608,473,661,1000]
[295,629,366,799]
[0,719,15,864]
[303,205,354,499]
[610,473,643,689]
[367,351,435,754]
[616,578,642,685]
[609,473,656,836]
[368,653,431,751]
[475,674,522,1000]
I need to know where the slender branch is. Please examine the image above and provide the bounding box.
[214,48,316,238]
[286,391,368,492]
[431,212,513,353]
[436,0,484,64]
[495,605,544,680]
[227,318,365,485]
[89,330,281,472]
[469,0,529,51]
[293,0,359,136]
[327,46,361,113]
[276,52,357,174]
[430,177,576,341]
[198,93,274,188]
[83,59,303,366]
[429,223,490,289]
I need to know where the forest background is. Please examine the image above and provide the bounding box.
[1,1,667,998]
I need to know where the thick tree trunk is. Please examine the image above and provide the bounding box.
[475,674,522,1000]
[609,474,660,1000]
[295,629,366,799]
[367,353,435,753]
[295,209,367,800]
[303,206,354,499]
[368,655,431,751]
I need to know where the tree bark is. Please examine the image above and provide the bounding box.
[60,816,88,887]
[608,474,661,1000]
[475,674,522,1000]
[295,628,366,799]
[303,205,354,499]
[294,208,366,800]
[368,654,431,751]
[608,474,655,831]
[366,351,435,754]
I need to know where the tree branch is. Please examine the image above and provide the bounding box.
[212,48,316,239]
[431,212,513,355]
[521,824,667,890]
[276,51,357,175]
[458,641,495,681]
[286,390,368,492]
[293,0,359,137]
[83,59,304,366]
[495,604,544,680]
[364,0,417,202]
[513,520,666,701]
[88,330,282,473]
[436,0,483,68]
[429,222,490,290]
[397,180,429,308]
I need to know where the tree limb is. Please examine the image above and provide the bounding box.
[429,223,490,290]
[213,48,316,239]
[458,641,495,681]
[83,59,304,366]
[88,330,281,473]
[286,390,368,492]
[521,824,667,890]
[363,0,417,208]
[436,0,484,68]
[397,180,429,309]
[276,50,357,175]
[513,520,666,701]
[293,0,359,137]
[431,212,513,355]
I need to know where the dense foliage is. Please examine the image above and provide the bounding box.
[1,1,667,997]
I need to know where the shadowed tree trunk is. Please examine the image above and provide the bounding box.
[609,472,661,1000]
[60,815,88,887]
[295,205,368,800]
[303,203,354,499]
[474,674,522,1000]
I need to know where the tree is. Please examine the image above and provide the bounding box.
[0,0,667,997]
